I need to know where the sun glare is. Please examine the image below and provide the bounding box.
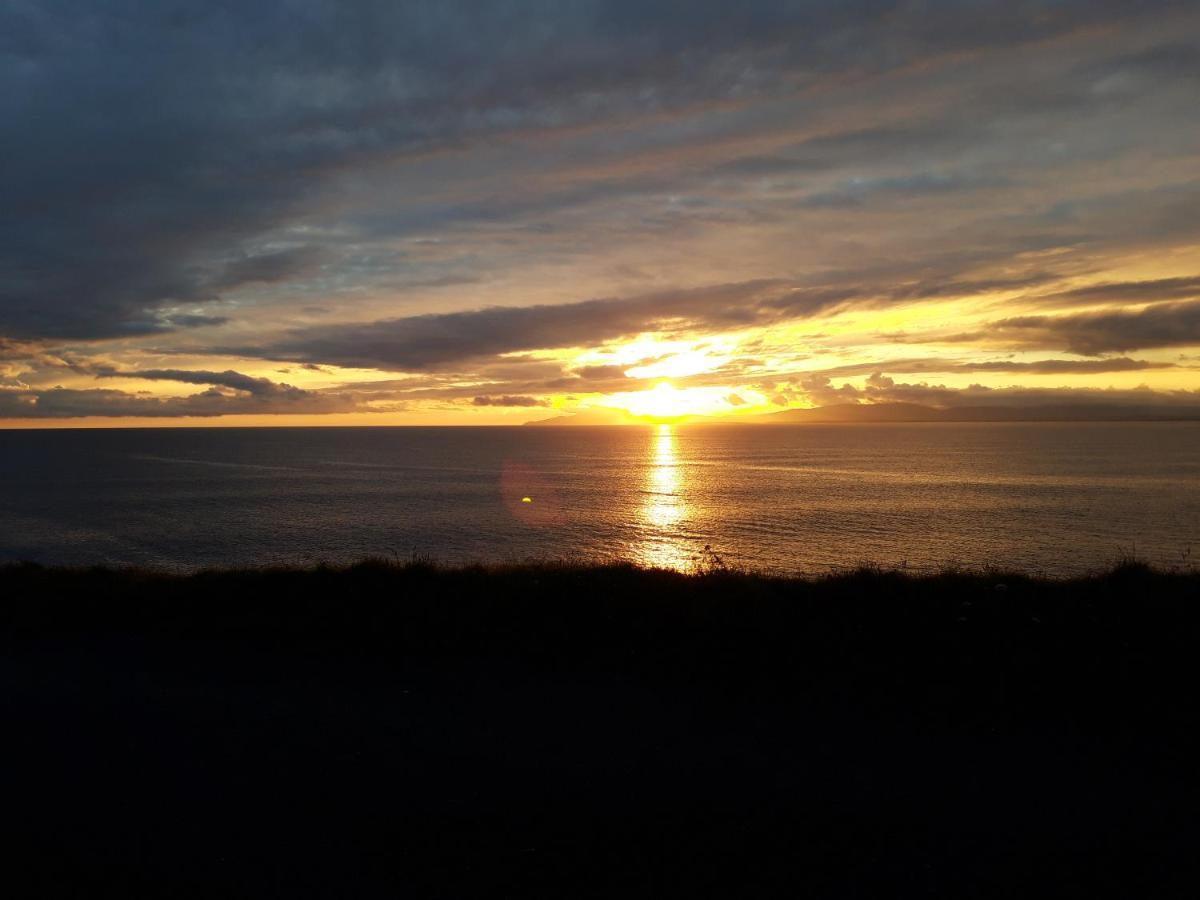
[594,380,773,422]
[602,381,758,421]
[612,383,688,420]
[633,383,683,419]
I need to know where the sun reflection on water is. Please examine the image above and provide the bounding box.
[640,424,692,569]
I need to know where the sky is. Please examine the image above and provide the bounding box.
[2,0,1200,426]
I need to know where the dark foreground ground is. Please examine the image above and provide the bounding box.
[1,560,1198,898]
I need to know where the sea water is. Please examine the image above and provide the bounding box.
[1,422,1197,575]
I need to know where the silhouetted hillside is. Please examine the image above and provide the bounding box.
[758,401,944,422]
[2,560,1198,897]
[526,402,1200,426]
[757,402,1200,423]
[524,407,637,426]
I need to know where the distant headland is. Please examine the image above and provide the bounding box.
[526,401,1200,426]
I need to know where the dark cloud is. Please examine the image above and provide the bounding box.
[960,358,1173,374]
[212,248,329,291]
[160,314,231,329]
[0,338,43,361]
[471,395,549,407]
[710,155,833,177]
[799,171,1012,208]
[1030,275,1200,308]
[992,302,1200,354]
[815,357,1176,378]
[232,270,1083,373]
[0,380,364,419]
[887,275,1060,302]
[303,353,657,404]
[2,0,1188,343]
[231,280,830,371]
[569,364,632,381]
[1077,40,1200,87]
[798,373,1200,412]
[795,374,861,407]
[104,369,294,396]
[0,365,383,418]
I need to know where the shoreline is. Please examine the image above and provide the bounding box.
[2,554,1196,583]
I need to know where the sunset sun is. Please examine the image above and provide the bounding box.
[602,381,756,422]
[623,383,690,420]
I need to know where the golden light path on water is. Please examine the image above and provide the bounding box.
[639,424,693,570]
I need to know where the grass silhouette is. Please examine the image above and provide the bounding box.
[1,559,1198,897]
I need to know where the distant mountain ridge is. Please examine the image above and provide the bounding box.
[755,402,1200,424]
[526,402,1200,426]
[524,408,639,426]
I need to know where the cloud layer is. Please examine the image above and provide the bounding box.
[1,1,1198,419]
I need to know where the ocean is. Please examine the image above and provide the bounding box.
[1,422,1197,575]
